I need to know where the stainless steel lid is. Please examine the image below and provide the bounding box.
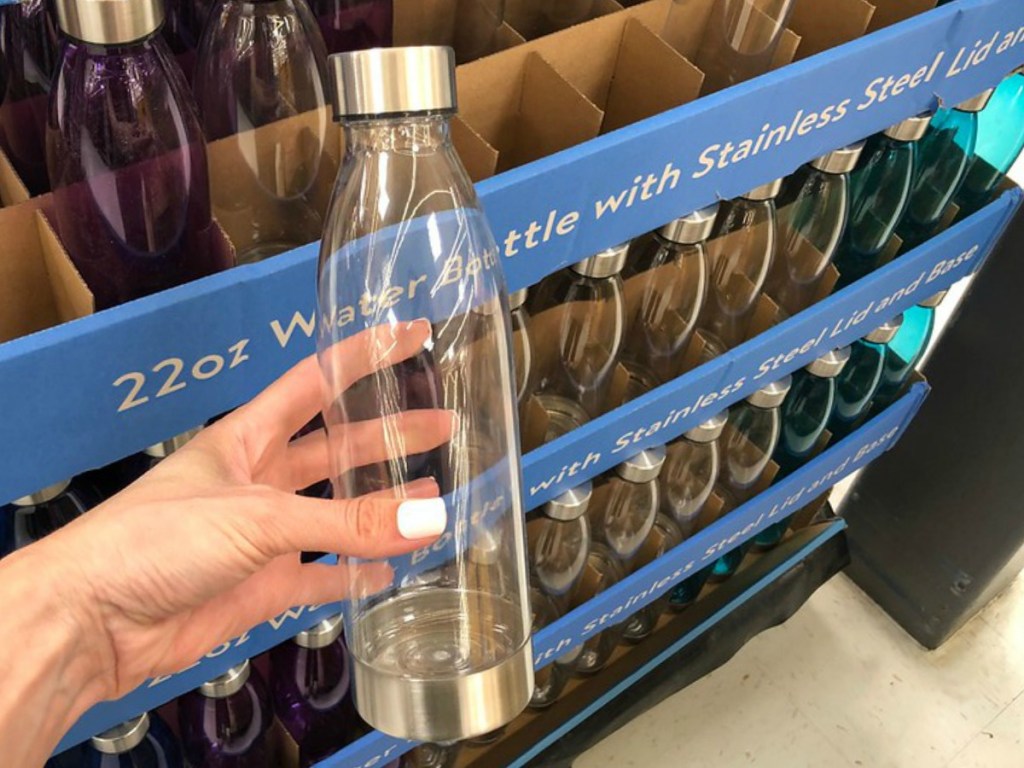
[615,446,667,483]
[746,375,792,408]
[55,0,164,45]
[91,713,149,754]
[684,411,727,443]
[468,526,504,566]
[805,346,852,378]
[571,243,629,278]
[742,178,783,201]
[295,614,344,650]
[865,314,903,344]
[543,482,592,522]
[884,113,932,142]
[199,661,251,699]
[331,46,457,120]
[955,88,995,113]
[657,204,719,244]
[811,142,866,174]
[918,290,948,308]
[508,288,528,310]
[144,426,203,459]
[12,479,71,507]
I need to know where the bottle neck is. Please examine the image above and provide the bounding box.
[343,114,453,153]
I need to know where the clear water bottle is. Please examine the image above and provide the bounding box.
[310,0,392,55]
[621,205,716,389]
[317,46,533,742]
[87,712,183,768]
[48,0,231,310]
[661,412,726,539]
[832,114,931,290]
[4,477,100,556]
[828,315,903,440]
[896,90,993,252]
[509,288,534,408]
[700,179,781,350]
[194,0,336,264]
[768,143,863,315]
[270,615,356,768]
[719,377,791,500]
[567,542,627,675]
[178,661,274,767]
[527,587,570,709]
[0,0,58,195]
[874,292,945,409]
[588,448,665,567]
[527,483,592,604]
[526,245,627,439]
[665,0,796,95]
[622,513,683,643]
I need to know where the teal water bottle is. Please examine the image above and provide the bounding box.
[708,489,748,581]
[955,68,1024,217]
[719,377,792,501]
[873,292,945,409]
[896,90,993,252]
[767,143,863,315]
[832,114,931,289]
[828,315,903,440]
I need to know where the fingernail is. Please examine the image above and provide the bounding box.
[397,498,447,540]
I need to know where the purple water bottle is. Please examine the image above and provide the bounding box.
[271,614,358,767]
[47,0,230,311]
[0,0,59,195]
[178,660,274,767]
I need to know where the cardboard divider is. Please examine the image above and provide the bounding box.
[452,116,501,182]
[0,203,67,343]
[393,0,525,60]
[0,147,31,207]
[790,0,875,60]
[868,0,938,33]
[36,212,94,323]
[505,0,624,41]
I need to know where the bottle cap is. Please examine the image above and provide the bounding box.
[508,288,528,310]
[468,526,504,566]
[55,0,164,45]
[810,142,866,175]
[865,314,903,344]
[199,660,251,699]
[884,113,932,142]
[543,482,592,522]
[295,614,344,649]
[684,411,727,443]
[571,243,629,278]
[614,446,667,483]
[746,376,792,408]
[12,479,71,507]
[742,178,783,201]
[955,88,995,113]
[657,204,719,244]
[918,290,948,308]
[144,426,203,459]
[91,713,150,755]
[331,46,457,121]
[805,346,851,378]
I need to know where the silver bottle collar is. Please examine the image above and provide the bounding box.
[684,411,727,443]
[742,178,783,201]
[746,376,792,408]
[955,88,995,113]
[295,614,344,650]
[571,243,630,278]
[884,113,932,142]
[543,482,593,522]
[811,142,866,175]
[918,290,948,308]
[614,446,667,483]
[657,203,719,244]
[12,479,71,507]
[199,660,251,699]
[805,346,852,379]
[55,0,164,45]
[865,315,903,344]
[331,46,457,120]
[91,714,150,755]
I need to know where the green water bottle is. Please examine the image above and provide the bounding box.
[873,292,946,409]
[896,89,994,252]
[832,114,931,289]
[955,67,1024,217]
[828,315,903,440]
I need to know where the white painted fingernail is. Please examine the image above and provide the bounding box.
[397,498,447,540]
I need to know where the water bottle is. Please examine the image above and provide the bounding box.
[4,477,100,556]
[828,315,903,440]
[317,46,533,742]
[768,143,863,315]
[719,377,791,500]
[527,587,570,709]
[588,448,665,567]
[86,712,183,768]
[660,412,726,538]
[527,483,592,605]
[622,513,683,643]
[567,543,627,675]
[873,292,945,409]
[48,0,231,310]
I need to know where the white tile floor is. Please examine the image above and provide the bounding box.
[577,573,1024,768]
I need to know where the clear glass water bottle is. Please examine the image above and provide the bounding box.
[526,245,627,439]
[4,477,100,556]
[665,0,796,95]
[310,0,392,55]
[270,615,356,768]
[528,587,570,709]
[621,205,716,389]
[661,412,726,539]
[87,712,183,768]
[317,46,533,742]
[874,292,945,408]
[0,0,59,195]
[700,179,781,350]
[832,113,931,290]
[588,448,665,567]
[509,288,534,409]
[896,90,993,252]
[48,0,231,311]
[528,483,592,605]
[194,0,334,264]
[622,513,683,643]
[719,376,791,500]
[178,661,273,767]
[828,315,903,440]
[768,143,863,315]
[567,542,627,675]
